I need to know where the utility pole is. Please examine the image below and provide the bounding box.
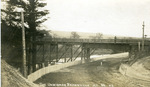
[21,11,27,78]
[142,21,145,51]
[3,10,41,76]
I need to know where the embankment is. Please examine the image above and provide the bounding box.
[1,59,40,87]
[119,56,150,81]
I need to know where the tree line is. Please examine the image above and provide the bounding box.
[1,0,49,71]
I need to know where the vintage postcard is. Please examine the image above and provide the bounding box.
[1,0,150,87]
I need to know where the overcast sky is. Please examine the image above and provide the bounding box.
[43,0,150,37]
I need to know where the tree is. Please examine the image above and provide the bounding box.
[70,32,80,39]
[1,0,49,72]
[2,0,49,40]
[89,33,103,39]
[53,34,58,38]
[96,33,103,39]
[1,0,24,68]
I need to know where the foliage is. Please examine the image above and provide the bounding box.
[1,0,49,68]
[1,0,49,41]
[89,33,103,39]
[96,33,103,39]
[70,32,80,39]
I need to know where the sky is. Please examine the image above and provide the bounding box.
[43,0,150,37]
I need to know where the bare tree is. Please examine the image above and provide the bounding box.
[89,36,95,39]
[53,34,58,38]
[96,33,103,39]
[70,32,80,39]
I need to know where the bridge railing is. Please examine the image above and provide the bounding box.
[38,38,116,43]
[36,37,149,44]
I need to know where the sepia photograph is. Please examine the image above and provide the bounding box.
[1,0,150,87]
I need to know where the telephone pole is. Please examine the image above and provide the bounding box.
[21,11,27,78]
[142,21,145,51]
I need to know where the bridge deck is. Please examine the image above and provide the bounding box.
[35,37,150,45]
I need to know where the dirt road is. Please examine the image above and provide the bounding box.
[35,57,150,87]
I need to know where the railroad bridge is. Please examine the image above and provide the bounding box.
[27,37,150,74]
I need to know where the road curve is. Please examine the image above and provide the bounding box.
[35,56,150,87]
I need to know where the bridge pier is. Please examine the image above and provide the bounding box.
[128,44,150,65]
[81,45,84,63]
[70,45,73,62]
[81,46,91,62]
[49,43,51,64]
[86,48,91,60]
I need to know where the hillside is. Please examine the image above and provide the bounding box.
[48,30,140,39]
[1,59,42,87]
[50,30,113,39]
[119,56,150,81]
